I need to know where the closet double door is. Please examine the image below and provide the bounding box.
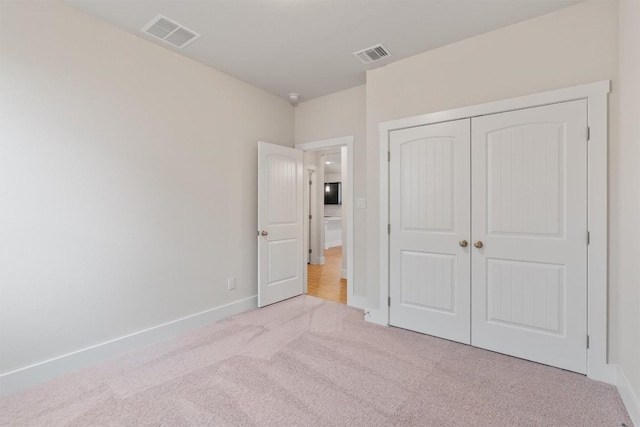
[389,100,588,374]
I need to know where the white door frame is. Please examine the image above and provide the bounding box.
[375,80,613,384]
[296,135,363,309]
[304,166,317,265]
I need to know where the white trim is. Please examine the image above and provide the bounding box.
[296,136,359,308]
[364,308,388,326]
[303,164,317,295]
[616,364,640,426]
[378,81,611,135]
[309,255,324,265]
[341,268,347,279]
[375,80,613,383]
[297,135,353,151]
[325,239,342,249]
[0,295,258,396]
[349,295,367,310]
[586,90,616,383]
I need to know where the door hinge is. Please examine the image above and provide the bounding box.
[309,248,312,254]
[388,151,391,162]
[587,335,590,349]
[388,224,391,234]
[587,231,591,245]
[309,180,312,185]
[587,127,591,141]
[309,214,312,220]
[388,296,391,306]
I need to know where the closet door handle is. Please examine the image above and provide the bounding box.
[459,240,468,248]
[474,241,484,249]
[261,230,269,236]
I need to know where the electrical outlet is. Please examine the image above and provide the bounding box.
[227,277,236,290]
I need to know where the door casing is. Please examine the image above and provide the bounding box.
[296,135,364,309]
[374,81,613,384]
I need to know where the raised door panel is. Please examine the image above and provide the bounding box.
[267,239,298,285]
[401,251,454,312]
[487,124,564,237]
[487,259,563,333]
[267,155,298,226]
[401,138,454,232]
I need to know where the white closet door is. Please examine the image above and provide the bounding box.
[471,100,588,373]
[389,119,471,344]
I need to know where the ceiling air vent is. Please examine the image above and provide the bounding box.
[142,15,200,49]
[353,43,391,65]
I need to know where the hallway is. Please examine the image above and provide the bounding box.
[307,246,346,304]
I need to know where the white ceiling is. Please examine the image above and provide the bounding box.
[67,0,578,101]
[324,153,342,175]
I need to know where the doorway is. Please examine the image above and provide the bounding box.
[307,149,346,303]
[296,136,355,306]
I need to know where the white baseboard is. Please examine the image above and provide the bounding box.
[0,295,258,397]
[325,240,341,249]
[309,256,325,265]
[364,308,388,326]
[616,364,640,426]
[348,295,367,310]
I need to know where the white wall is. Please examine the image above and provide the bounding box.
[0,1,293,375]
[365,1,619,314]
[3,0,636,407]
[614,0,640,405]
[324,173,343,182]
[323,171,347,268]
[295,85,366,298]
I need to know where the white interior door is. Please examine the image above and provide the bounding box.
[258,141,304,307]
[471,100,588,373]
[389,119,471,344]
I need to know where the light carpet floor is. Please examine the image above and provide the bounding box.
[1,295,632,426]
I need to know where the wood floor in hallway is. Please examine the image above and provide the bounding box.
[307,246,346,304]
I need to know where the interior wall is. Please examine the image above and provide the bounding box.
[613,0,640,400]
[294,85,366,298]
[365,1,619,319]
[323,169,346,269]
[0,1,294,374]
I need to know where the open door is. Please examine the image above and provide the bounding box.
[258,141,304,307]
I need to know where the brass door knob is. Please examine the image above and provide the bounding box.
[474,241,484,249]
[459,240,468,248]
[261,230,269,236]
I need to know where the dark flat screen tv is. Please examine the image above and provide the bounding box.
[324,182,341,205]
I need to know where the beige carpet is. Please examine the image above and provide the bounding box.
[1,295,632,426]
